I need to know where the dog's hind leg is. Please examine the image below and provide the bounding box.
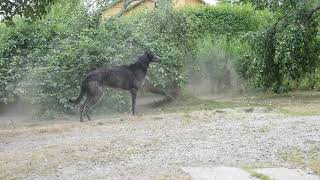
[84,103,92,121]
[130,88,138,115]
[84,84,104,121]
[79,97,92,122]
[84,93,103,121]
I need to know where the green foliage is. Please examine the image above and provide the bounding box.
[123,3,273,89]
[0,0,56,24]
[0,1,273,116]
[236,2,320,92]
[191,36,237,93]
[182,4,273,36]
[0,0,130,114]
[115,2,195,88]
[226,0,319,13]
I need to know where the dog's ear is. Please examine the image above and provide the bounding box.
[146,51,152,60]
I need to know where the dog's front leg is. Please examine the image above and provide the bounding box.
[130,88,138,115]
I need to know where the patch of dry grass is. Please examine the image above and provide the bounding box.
[225,91,320,116]
[154,175,193,180]
[280,145,320,175]
[279,105,320,116]
[0,123,80,138]
[0,145,65,179]
[0,127,161,179]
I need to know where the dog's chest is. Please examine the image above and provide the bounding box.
[134,77,146,88]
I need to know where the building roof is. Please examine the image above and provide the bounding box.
[100,0,212,19]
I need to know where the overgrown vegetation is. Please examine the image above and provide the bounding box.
[243,167,272,180]
[0,0,319,117]
[281,146,320,175]
[0,0,57,24]
[232,0,320,92]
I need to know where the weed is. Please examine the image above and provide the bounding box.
[258,126,272,133]
[280,146,320,175]
[243,167,273,180]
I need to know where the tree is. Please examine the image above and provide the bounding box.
[239,1,320,92]
[222,0,319,13]
[0,0,56,24]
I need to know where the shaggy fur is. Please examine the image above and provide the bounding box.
[69,50,159,122]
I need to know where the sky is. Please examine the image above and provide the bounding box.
[205,0,218,5]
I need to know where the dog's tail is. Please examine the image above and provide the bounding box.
[69,82,86,105]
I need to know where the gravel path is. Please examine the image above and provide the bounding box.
[1,107,320,179]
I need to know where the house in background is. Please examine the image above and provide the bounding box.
[100,0,212,20]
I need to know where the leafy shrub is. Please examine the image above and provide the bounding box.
[0,1,274,116]
[237,3,320,92]
[190,36,236,93]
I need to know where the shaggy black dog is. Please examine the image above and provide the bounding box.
[69,50,159,122]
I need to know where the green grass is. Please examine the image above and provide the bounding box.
[243,167,273,180]
[154,96,235,113]
[231,90,320,116]
[278,108,319,116]
[280,146,320,175]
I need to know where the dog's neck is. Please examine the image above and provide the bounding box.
[132,54,150,72]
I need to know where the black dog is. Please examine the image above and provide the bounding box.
[69,50,159,122]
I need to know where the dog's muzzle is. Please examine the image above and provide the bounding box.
[153,55,160,62]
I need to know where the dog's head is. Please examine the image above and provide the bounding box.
[145,50,160,63]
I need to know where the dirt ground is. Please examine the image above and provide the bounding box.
[1,92,320,179]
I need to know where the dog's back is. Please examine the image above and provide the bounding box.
[70,50,159,121]
[84,64,140,90]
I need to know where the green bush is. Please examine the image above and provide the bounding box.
[190,36,239,93]
[0,1,274,116]
[235,2,320,93]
